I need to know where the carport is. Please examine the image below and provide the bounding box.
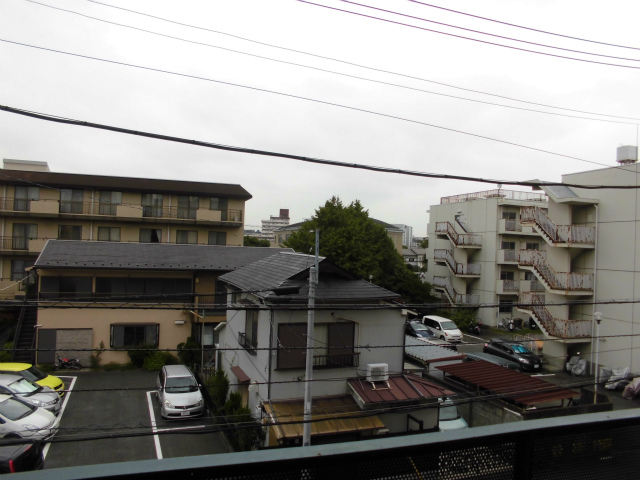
[437,360,580,408]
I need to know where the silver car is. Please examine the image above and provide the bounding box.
[155,365,204,419]
[0,375,61,416]
[0,394,58,440]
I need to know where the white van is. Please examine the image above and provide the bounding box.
[156,365,205,419]
[421,315,463,343]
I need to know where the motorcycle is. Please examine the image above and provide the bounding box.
[56,353,83,370]
[467,321,483,335]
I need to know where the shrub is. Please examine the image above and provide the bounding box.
[90,341,105,369]
[224,392,265,451]
[177,337,199,368]
[39,363,55,373]
[205,369,229,415]
[127,345,157,368]
[143,351,177,371]
[103,362,123,371]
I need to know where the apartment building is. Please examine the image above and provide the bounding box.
[427,148,640,373]
[260,209,290,242]
[0,160,251,300]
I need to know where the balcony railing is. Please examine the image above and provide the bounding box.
[519,292,591,338]
[520,207,595,246]
[519,250,593,292]
[434,249,480,276]
[433,276,480,305]
[441,189,547,204]
[435,222,482,248]
[313,352,360,369]
[238,332,257,355]
[501,279,519,292]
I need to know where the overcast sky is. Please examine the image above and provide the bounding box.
[1,0,639,236]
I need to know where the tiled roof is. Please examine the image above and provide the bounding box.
[348,374,453,408]
[33,240,293,271]
[219,252,400,301]
[404,336,466,364]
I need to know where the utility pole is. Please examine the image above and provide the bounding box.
[302,229,319,447]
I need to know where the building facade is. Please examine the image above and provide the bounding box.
[0,160,251,300]
[259,209,290,242]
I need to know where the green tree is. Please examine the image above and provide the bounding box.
[284,197,434,304]
[243,236,271,247]
[419,238,429,248]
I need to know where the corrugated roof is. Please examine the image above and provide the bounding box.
[33,240,293,271]
[348,374,453,407]
[404,336,466,364]
[437,361,580,407]
[0,168,252,199]
[219,252,400,301]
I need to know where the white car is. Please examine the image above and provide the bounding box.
[156,365,205,419]
[422,315,464,343]
[0,394,58,440]
[0,375,61,416]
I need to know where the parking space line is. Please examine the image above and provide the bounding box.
[156,425,207,433]
[146,391,163,460]
[43,376,77,460]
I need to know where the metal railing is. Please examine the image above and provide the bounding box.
[434,249,480,275]
[500,279,519,292]
[435,221,482,247]
[520,206,595,245]
[313,352,360,369]
[519,249,593,291]
[441,189,547,204]
[433,276,480,305]
[238,332,257,355]
[519,292,591,338]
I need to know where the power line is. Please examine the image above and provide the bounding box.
[79,0,640,121]
[19,0,636,126]
[408,1,640,52]
[337,0,640,63]
[2,104,638,188]
[299,1,640,70]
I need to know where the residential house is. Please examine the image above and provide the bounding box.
[29,240,292,365]
[0,159,251,301]
[402,247,427,271]
[217,252,453,447]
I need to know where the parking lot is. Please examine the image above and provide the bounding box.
[43,370,230,469]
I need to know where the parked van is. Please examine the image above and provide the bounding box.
[438,398,468,431]
[156,365,205,419]
[421,315,463,343]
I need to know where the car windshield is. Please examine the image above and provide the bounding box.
[165,377,197,393]
[0,397,34,421]
[411,323,428,331]
[511,345,531,354]
[9,378,41,395]
[25,366,47,381]
[440,405,460,421]
[441,321,458,330]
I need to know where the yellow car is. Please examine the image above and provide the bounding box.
[0,363,65,396]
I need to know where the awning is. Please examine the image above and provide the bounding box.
[437,360,580,407]
[230,366,250,384]
[264,395,384,442]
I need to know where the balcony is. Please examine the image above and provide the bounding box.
[434,249,480,277]
[518,250,593,295]
[435,222,482,249]
[520,207,595,248]
[497,249,518,264]
[433,276,480,305]
[0,236,48,254]
[313,352,360,369]
[518,292,591,340]
[498,218,539,236]
[497,279,519,294]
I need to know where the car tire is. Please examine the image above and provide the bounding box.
[440,336,445,341]
[4,434,21,439]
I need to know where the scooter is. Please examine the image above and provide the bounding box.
[467,321,483,335]
[56,353,83,370]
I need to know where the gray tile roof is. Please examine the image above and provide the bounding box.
[219,252,400,301]
[33,240,293,271]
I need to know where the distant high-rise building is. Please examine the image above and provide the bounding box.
[393,224,413,247]
[260,209,290,241]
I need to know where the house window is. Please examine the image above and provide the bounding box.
[501,241,515,250]
[500,271,515,281]
[239,310,258,354]
[95,277,192,301]
[58,225,82,240]
[14,186,39,212]
[60,189,84,214]
[499,299,514,313]
[11,260,35,290]
[524,272,534,281]
[502,212,517,220]
[98,227,121,242]
[99,191,122,215]
[142,193,163,218]
[111,324,159,348]
[525,242,539,250]
[178,196,198,219]
[40,276,93,299]
[277,323,356,370]
[210,197,228,221]
[208,231,226,245]
[140,228,162,243]
[12,224,37,250]
[176,230,197,244]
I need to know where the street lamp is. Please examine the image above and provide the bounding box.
[594,311,603,394]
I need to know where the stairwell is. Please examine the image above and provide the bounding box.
[12,305,38,363]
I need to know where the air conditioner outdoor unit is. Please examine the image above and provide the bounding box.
[366,363,389,382]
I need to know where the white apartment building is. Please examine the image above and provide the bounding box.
[426,147,640,373]
[260,209,290,241]
[393,224,413,247]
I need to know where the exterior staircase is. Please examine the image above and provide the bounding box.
[11,304,38,364]
[519,207,595,248]
[518,250,593,295]
[434,249,481,277]
[435,222,482,249]
[433,276,479,306]
[517,292,591,340]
